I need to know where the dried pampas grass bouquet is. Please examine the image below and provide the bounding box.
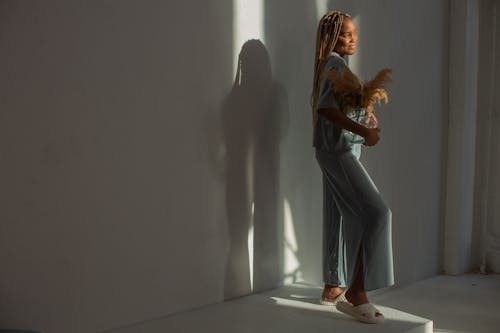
[325,67,392,143]
[326,67,392,112]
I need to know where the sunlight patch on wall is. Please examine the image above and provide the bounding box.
[233,0,264,77]
[284,198,301,283]
[315,0,328,20]
[233,0,264,292]
[248,202,254,290]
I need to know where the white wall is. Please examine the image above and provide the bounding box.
[472,0,500,274]
[0,1,234,332]
[444,0,479,275]
[0,1,448,332]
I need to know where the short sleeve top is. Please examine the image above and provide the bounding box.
[313,52,353,153]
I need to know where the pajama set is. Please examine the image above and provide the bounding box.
[314,52,394,291]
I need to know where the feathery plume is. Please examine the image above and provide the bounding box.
[326,67,392,113]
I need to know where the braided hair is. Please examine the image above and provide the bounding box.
[311,11,351,126]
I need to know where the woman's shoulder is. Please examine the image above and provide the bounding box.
[324,54,347,71]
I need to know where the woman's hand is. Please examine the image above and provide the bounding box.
[363,127,380,146]
[318,108,381,146]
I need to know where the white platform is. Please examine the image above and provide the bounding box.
[370,273,500,333]
[108,284,432,333]
[107,274,500,333]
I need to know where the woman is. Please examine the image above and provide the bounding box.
[311,11,394,324]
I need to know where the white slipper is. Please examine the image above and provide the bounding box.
[319,289,347,305]
[336,300,385,324]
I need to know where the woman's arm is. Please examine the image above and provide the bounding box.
[318,107,380,146]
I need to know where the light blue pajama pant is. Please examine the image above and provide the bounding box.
[316,145,394,291]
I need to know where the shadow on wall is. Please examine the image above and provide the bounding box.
[221,40,289,299]
[263,0,319,284]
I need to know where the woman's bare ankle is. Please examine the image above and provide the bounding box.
[322,284,343,300]
[345,288,368,305]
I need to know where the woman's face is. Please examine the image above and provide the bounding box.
[334,17,358,57]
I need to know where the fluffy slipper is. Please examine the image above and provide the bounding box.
[319,289,347,305]
[336,300,385,324]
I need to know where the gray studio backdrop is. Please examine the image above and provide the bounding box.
[0,1,447,332]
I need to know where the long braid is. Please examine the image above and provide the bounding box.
[311,11,350,126]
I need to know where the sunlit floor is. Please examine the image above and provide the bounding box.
[109,274,499,333]
[370,273,500,333]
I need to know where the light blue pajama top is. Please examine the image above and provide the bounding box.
[313,52,353,154]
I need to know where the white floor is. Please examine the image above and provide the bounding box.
[370,273,500,333]
[109,274,500,333]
